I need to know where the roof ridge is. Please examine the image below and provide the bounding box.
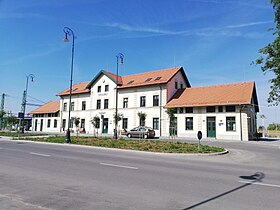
[190,81,254,89]
[122,66,182,78]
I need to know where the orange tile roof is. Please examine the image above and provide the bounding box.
[119,66,189,88]
[103,70,123,85]
[165,81,257,108]
[30,101,60,114]
[57,81,90,96]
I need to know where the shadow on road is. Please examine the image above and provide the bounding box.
[182,172,265,210]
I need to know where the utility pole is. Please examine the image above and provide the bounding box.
[0,93,5,129]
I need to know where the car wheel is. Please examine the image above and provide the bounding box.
[144,134,148,139]
[127,133,132,138]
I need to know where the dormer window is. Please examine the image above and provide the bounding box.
[155,77,162,81]
[145,78,152,82]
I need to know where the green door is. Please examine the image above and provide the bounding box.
[207,117,216,138]
[102,118,108,134]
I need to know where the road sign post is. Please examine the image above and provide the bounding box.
[197,131,202,152]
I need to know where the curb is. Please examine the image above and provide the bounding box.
[0,138,229,156]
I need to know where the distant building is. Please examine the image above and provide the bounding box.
[30,66,259,141]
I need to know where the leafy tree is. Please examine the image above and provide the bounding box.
[71,117,80,136]
[90,116,100,137]
[137,112,146,126]
[166,108,177,138]
[0,110,5,130]
[267,123,280,130]
[6,115,18,131]
[113,113,123,124]
[255,0,280,105]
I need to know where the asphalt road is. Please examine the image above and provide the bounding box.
[0,137,279,210]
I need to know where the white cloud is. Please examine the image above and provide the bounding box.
[226,21,273,29]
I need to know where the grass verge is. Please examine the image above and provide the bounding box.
[0,131,48,137]
[15,136,225,154]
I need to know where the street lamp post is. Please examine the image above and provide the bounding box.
[21,74,35,133]
[63,27,75,143]
[114,53,124,140]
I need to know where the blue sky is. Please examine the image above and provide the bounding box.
[0,0,278,126]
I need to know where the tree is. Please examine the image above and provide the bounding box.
[0,110,5,130]
[6,115,18,131]
[137,112,146,126]
[113,113,123,136]
[71,117,80,137]
[255,0,280,105]
[267,123,280,130]
[166,108,176,138]
[90,116,100,137]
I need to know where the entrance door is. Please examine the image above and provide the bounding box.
[207,117,216,138]
[35,119,38,131]
[40,119,43,132]
[102,118,108,133]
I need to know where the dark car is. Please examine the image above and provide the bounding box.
[126,126,155,139]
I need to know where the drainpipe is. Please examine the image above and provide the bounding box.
[239,105,246,141]
[159,86,162,137]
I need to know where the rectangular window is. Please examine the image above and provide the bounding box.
[180,83,183,89]
[218,106,223,112]
[226,117,236,131]
[63,103,67,111]
[175,81,178,89]
[153,118,159,130]
[185,117,193,130]
[62,119,66,129]
[47,119,51,128]
[226,105,236,112]
[179,108,184,113]
[81,119,85,128]
[123,98,128,108]
[140,96,146,107]
[54,119,57,128]
[97,86,101,92]
[153,95,159,106]
[122,118,128,129]
[105,85,109,92]
[185,107,193,113]
[206,106,215,113]
[82,101,86,110]
[71,102,74,111]
[104,99,109,109]
[96,99,101,109]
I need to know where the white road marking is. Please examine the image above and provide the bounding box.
[30,152,50,157]
[100,162,138,170]
[239,180,280,188]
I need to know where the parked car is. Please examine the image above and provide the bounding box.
[126,126,155,139]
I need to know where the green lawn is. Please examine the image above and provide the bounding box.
[0,131,48,137]
[15,136,225,154]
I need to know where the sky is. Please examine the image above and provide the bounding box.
[0,0,279,127]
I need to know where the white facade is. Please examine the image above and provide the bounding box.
[31,67,258,141]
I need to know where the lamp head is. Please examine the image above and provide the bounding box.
[64,33,69,42]
[117,53,124,64]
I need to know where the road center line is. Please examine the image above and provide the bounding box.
[239,180,280,188]
[100,162,138,170]
[30,152,50,157]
